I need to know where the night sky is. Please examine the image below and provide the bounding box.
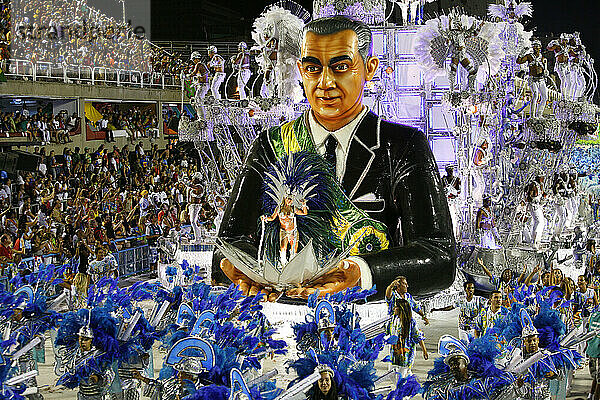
[151,0,599,79]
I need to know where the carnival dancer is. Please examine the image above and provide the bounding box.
[547,33,572,98]
[566,170,579,229]
[187,173,205,243]
[569,32,586,100]
[442,165,462,240]
[552,172,569,239]
[189,51,210,103]
[431,281,486,344]
[587,306,600,400]
[575,275,598,356]
[208,45,226,100]
[476,196,501,249]
[261,194,308,265]
[439,9,482,93]
[54,310,116,400]
[516,39,549,118]
[472,137,491,208]
[474,290,508,338]
[422,334,515,399]
[525,175,546,249]
[232,42,252,100]
[386,276,430,325]
[388,298,428,378]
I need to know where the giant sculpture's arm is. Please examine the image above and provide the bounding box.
[362,128,456,297]
[212,132,273,284]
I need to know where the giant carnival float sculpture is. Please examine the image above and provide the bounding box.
[164,0,599,310]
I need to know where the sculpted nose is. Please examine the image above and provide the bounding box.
[317,66,335,90]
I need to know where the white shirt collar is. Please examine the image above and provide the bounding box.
[308,106,369,154]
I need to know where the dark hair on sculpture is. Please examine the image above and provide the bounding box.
[303,16,373,62]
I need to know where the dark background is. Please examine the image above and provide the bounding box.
[151,0,599,77]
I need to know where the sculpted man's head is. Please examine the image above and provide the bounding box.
[298,16,379,131]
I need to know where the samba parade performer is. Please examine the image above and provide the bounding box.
[516,39,549,118]
[214,15,456,300]
[208,45,226,100]
[232,42,252,100]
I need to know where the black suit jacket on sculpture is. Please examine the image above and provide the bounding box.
[212,111,456,299]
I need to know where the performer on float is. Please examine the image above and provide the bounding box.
[472,137,491,208]
[525,175,546,249]
[569,32,586,100]
[439,10,482,93]
[394,0,434,26]
[547,33,572,98]
[261,193,308,266]
[566,170,579,228]
[188,51,210,102]
[232,41,252,100]
[475,196,501,249]
[442,165,461,240]
[187,173,205,243]
[516,39,548,118]
[214,16,456,299]
[552,172,568,239]
[207,45,225,100]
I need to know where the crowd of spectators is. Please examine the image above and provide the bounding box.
[90,103,159,142]
[0,142,225,275]
[10,0,153,72]
[150,48,189,76]
[0,107,80,144]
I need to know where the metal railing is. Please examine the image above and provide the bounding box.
[4,59,182,90]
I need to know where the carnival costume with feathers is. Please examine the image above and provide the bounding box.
[251,3,308,103]
[288,288,419,400]
[422,335,515,400]
[157,283,285,400]
[413,10,504,89]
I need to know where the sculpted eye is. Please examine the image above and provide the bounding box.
[305,65,320,73]
[334,63,349,71]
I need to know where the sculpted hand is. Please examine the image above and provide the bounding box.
[286,259,361,299]
[220,258,281,301]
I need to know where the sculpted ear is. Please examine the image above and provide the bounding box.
[365,56,379,81]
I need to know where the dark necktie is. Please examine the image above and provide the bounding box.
[324,134,337,173]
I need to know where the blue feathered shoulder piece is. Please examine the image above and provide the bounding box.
[0,362,26,400]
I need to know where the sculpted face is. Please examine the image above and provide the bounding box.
[298,30,379,131]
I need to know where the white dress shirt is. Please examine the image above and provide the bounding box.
[308,106,369,182]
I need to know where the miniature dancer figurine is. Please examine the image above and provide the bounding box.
[261,194,308,265]
[232,42,252,100]
[516,39,548,118]
[207,45,225,100]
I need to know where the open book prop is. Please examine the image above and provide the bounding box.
[216,236,361,292]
